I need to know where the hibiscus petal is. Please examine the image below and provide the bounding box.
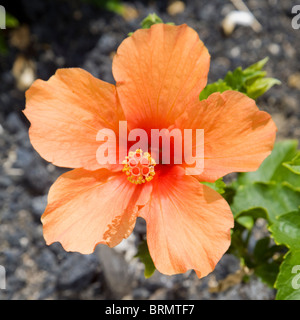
[177,90,277,182]
[23,68,124,171]
[138,166,233,278]
[113,23,210,130]
[42,168,152,253]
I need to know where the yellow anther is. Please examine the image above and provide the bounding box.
[123,149,156,184]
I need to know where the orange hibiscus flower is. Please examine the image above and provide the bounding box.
[23,24,276,278]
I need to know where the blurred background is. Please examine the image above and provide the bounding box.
[0,0,299,300]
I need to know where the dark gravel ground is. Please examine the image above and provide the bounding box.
[0,0,299,300]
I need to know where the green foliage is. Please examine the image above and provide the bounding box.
[199,80,231,100]
[202,177,226,194]
[134,239,156,278]
[232,141,300,229]
[237,140,300,186]
[283,153,300,176]
[270,211,300,251]
[231,182,300,224]
[200,57,281,101]
[128,13,174,36]
[269,211,300,299]
[140,13,163,29]
[229,140,300,298]
[274,250,300,300]
[140,13,174,29]
[254,261,281,288]
[6,12,20,28]
[252,237,282,287]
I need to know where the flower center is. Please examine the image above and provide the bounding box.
[122,149,156,184]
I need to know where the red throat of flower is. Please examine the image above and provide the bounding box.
[122,149,156,184]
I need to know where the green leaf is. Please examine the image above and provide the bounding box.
[200,57,280,100]
[283,152,300,175]
[255,261,280,288]
[224,67,247,92]
[236,215,254,230]
[237,140,300,186]
[235,207,268,230]
[235,207,269,229]
[6,13,20,28]
[238,56,269,86]
[128,13,173,36]
[236,207,268,221]
[201,177,226,194]
[135,240,156,278]
[269,211,300,251]
[246,77,281,100]
[199,79,232,101]
[221,186,236,205]
[246,57,269,71]
[141,13,163,29]
[275,250,300,300]
[253,237,274,263]
[231,182,300,223]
